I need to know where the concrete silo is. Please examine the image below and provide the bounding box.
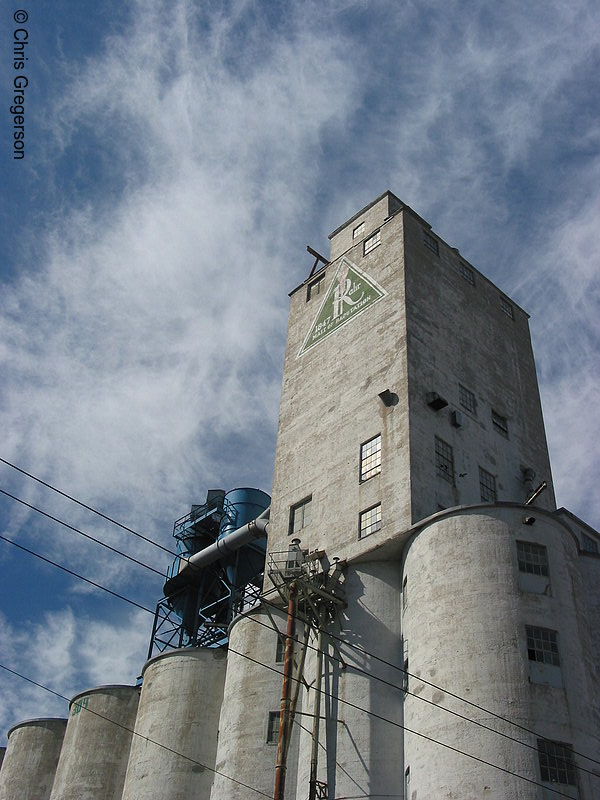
[0,718,66,800]
[48,685,139,800]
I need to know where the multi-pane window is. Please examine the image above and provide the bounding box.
[526,626,560,666]
[460,263,475,285]
[360,434,382,481]
[435,436,454,484]
[267,711,280,744]
[275,634,285,664]
[363,230,381,255]
[353,221,365,239]
[423,230,439,255]
[289,496,312,535]
[537,740,577,786]
[458,384,476,414]
[517,541,549,576]
[581,533,599,554]
[479,467,497,502]
[307,275,324,301]
[492,410,509,438]
[359,504,381,538]
[500,297,514,319]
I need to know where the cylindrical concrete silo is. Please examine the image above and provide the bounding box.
[401,506,600,800]
[0,718,66,800]
[121,648,226,800]
[211,605,297,800]
[294,560,403,800]
[48,685,139,800]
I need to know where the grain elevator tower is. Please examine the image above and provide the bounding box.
[214,191,599,800]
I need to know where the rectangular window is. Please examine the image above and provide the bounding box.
[275,634,285,664]
[581,533,599,554]
[423,230,439,255]
[359,504,381,538]
[363,230,381,255]
[517,541,549,576]
[435,436,454,484]
[500,297,514,319]
[402,658,409,694]
[353,221,365,240]
[360,434,382,482]
[526,626,560,666]
[289,496,312,535]
[267,711,280,744]
[458,384,476,414]
[538,740,577,786]
[492,410,509,438]
[479,467,497,502]
[307,275,324,301]
[460,263,475,285]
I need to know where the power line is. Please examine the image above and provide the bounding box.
[0,536,586,798]
[1,465,597,778]
[0,456,175,556]
[0,487,164,577]
[258,593,600,770]
[0,663,271,798]
[0,535,155,615]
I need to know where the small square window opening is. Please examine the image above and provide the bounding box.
[460,263,475,285]
[289,496,312,535]
[353,221,365,240]
[275,634,285,664]
[363,230,381,255]
[517,541,549,576]
[359,504,381,538]
[526,625,560,666]
[479,467,497,502]
[423,231,439,255]
[435,436,454,484]
[360,434,382,482]
[537,740,577,786]
[458,384,476,414]
[500,297,514,319]
[492,410,509,438]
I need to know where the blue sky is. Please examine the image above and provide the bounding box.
[1,0,599,744]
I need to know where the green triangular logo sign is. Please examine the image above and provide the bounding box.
[298,257,387,357]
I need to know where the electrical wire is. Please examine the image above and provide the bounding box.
[0,487,164,577]
[1,465,598,780]
[257,592,600,770]
[0,663,272,798]
[0,535,586,798]
[0,456,175,556]
[0,535,155,615]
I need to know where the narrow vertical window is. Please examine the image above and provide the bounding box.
[423,230,439,255]
[435,436,454,484]
[267,711,281,744]
[353,221,365,239]
[275,634,285,664]
[479,467,497,502]
[458,384,476,414]
[307,275,324,301]
[460,263,475,285]
[359,504,381,538]
[500,297,514,318]
[492,410,509,438]
[289,496,312,535]
[360,434,382,481]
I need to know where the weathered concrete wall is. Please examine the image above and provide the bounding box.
[0,718,66,800]
[121,649,225,800]
[293,561,404,800]
[211,607,300,800]
[402,208,555,522]
[49,686,139,800]
[401,507,600,799]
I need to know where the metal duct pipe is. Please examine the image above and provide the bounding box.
[178,508,270,578]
